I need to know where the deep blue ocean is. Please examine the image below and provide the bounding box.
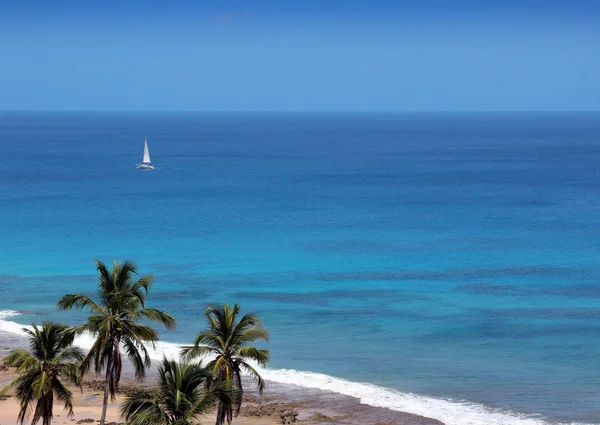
[1,112,599,425]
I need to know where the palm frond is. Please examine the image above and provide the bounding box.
[235,347,270,366]
[58,362,83,386]
[230,313,260,334]
[1,372,33,395]
[51,378,74,416]
[121,336,148,381]
[210,355,231,379]
[133,274,153,294]
[3,349,38,369]
[118,260,138,285]
[191,331,224,350]
[134,308,176,330]
[95,259,113,294]
[57,294,105,314]
[180,344,217,361]
[69,322,94,336]
[13,372,37,424]
[32,371,50,401]
[187,387,220,419]
[121,398,167,425]
[54,346,85,364]
[30,392,53,425]
[81,325,112,375]
[231,328,269,349]
[121,357,216,425]
[123,321,160,343]
[240,361,267,394]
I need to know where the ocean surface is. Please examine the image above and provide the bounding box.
[1,111,599,425]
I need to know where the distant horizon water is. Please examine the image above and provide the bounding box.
[1,110,599,113]
[1,111,599,425]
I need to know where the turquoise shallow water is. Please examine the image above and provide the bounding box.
[1,112,600,424]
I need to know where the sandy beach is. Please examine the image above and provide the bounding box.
[0,339,442,425]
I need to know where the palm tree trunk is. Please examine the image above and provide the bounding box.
[44,391,54,425]
[215,400,225,425]
[99,357,113,425]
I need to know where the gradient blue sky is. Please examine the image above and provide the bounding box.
[1,0,599,111]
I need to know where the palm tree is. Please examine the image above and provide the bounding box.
[57,259,176,425]
[121,357,229,425]
[181,303,269,425]
[0,322,84,425]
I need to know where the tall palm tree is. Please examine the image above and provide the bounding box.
[121,357,229,425]
[0,322,84,425]
[181,303,269,425]
[57,259,176,425]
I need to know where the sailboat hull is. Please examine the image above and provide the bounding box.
[136,163,155,170]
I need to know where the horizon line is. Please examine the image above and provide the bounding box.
[0,109,598,114]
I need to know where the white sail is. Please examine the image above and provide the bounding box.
[137,137,155,169]
[142,138,151,164]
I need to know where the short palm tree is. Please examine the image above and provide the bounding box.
[0,322,84,425]
[181,303,269,425]
[57,259,176,425]
[121,357,229,425]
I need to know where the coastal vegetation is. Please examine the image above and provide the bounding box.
[56,260,177,425]
[0,260,269,425]
[0,322,84,425]
[121,357,230,425]
[181,303,270,425]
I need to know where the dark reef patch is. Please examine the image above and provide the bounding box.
[234,288,429,307]
[309,265,576,282]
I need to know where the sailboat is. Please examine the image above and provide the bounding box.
[136,137,155,170]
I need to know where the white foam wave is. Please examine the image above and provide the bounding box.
[0,310,183,361]
[0,310,21,319]
[0,310,32,335]
[0,310,592,425]
[70,330,184,363]
[259,368,591,425]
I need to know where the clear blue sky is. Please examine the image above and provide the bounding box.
[1,0,599,111]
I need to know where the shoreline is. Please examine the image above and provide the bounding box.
[0,320,589,425]
[0,324,587,425]
[0,333,443,425]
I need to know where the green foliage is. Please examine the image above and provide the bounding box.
[0,322,84,425]
[181,303,269,425]
[121,357,229,425]
[57,259,176,425]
